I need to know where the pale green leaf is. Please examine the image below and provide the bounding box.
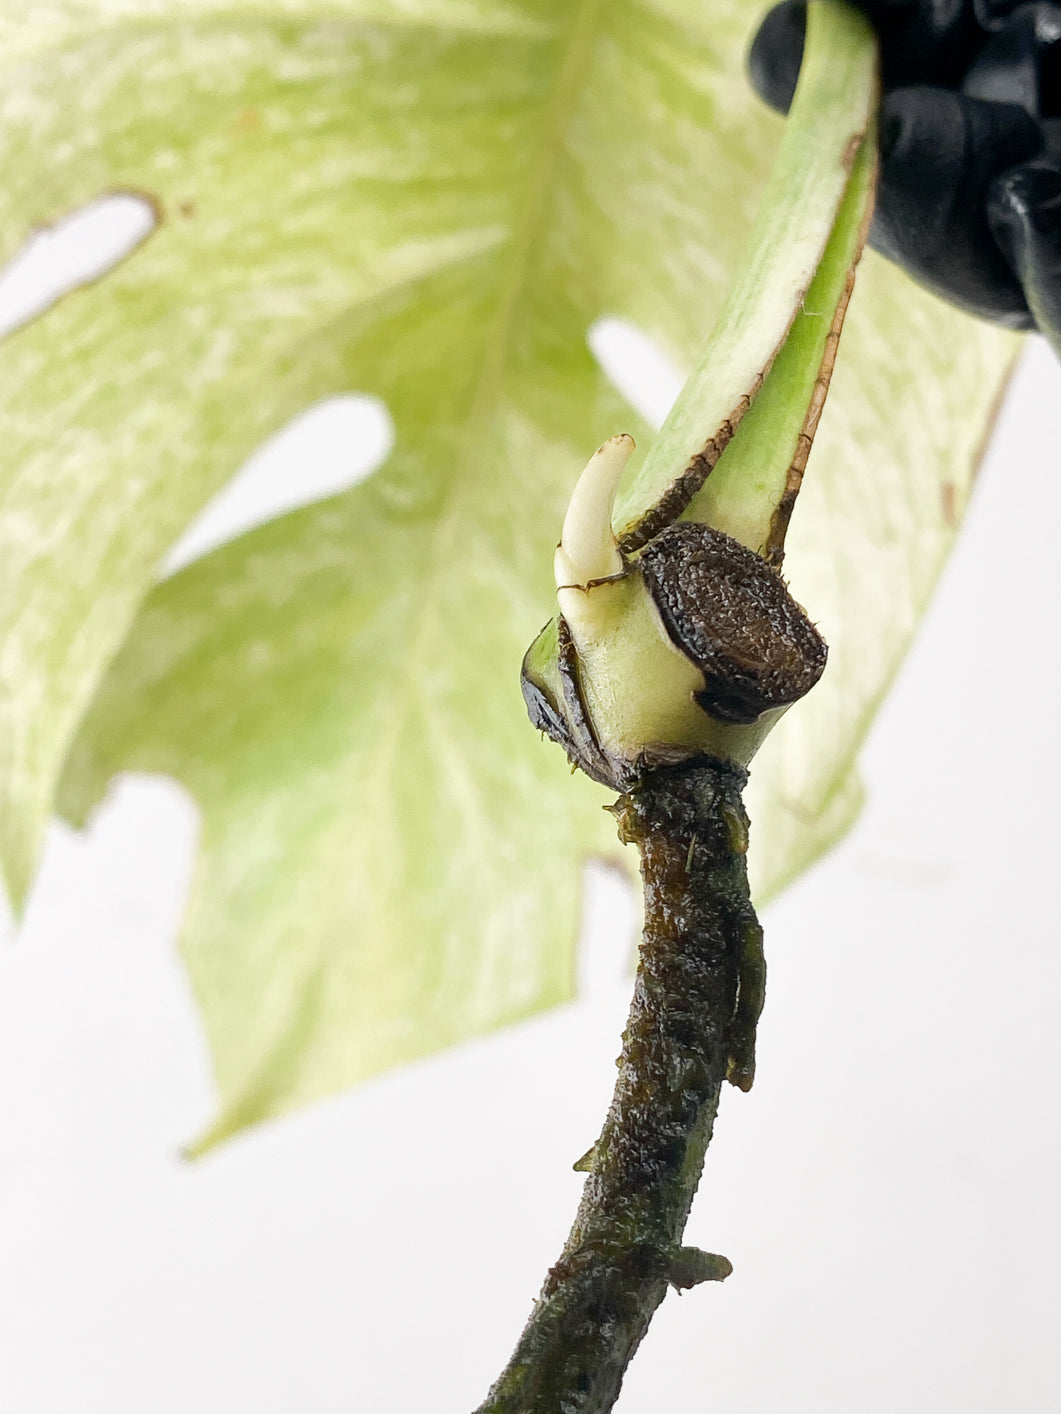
[0,0,552,901]
[3,0,1016,1141]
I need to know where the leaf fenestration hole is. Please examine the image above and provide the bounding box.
[0,192,157,340]
[587,316,686,433]
[576,859,637,1002]
[160,394,394,576]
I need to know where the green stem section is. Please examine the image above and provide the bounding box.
[611,0,878,543]
[474,758,762,1414]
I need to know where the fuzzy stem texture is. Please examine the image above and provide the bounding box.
[474,756,762,1414]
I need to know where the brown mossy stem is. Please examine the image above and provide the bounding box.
[474,755,763,1414]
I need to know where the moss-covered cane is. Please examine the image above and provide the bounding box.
[474,6,879,1411]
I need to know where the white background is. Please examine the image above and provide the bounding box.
[1,198,1059,1412]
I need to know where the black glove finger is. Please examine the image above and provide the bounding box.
[747,0,982,113]
[747,1,1058,328]
[873,87,1041,324]
[974,0,1061,39]
[875,1,982,86]
[988,156,1061,338]
[964,4,1061,115]
[975,0,1019,29]
[747,0,807,116]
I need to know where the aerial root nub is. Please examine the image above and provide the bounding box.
[667,1246,733,1290]
[554,434,634,590]
[572,1144,596,1173]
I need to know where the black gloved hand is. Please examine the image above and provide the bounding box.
[748,1,1061,338]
